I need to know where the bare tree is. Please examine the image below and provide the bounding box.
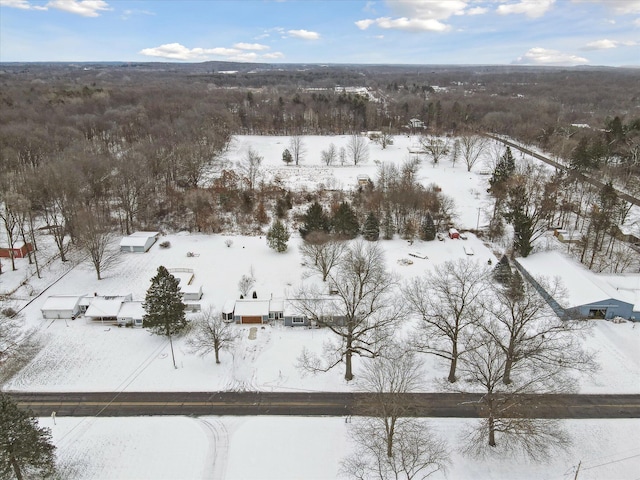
[321,142,337,166]
[348,134,369,166]
[483,272,597,385]
[376,130,394,150]
[238,273,255,298]
[420,135,450,165]
[404,259,488,382]
[341,417,449,480]
[0,192,19,272]
[296,241,403,381]
[460,134,488,172]
[357,345,426,457]
[188,306,240,364]
[0,307,22,363]
[299,232,347,282]
[236,147,263,191]
[289,134,306,166]
[456,332,572,460]
[75,209,118,281]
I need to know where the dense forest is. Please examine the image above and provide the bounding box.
[0,62,638,275]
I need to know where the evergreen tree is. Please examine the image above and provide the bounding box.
[299,201,331,238]
[144,266,187,369]
[332,202,360,239]
[0,393,56,480]
[489,146,516,193]
[362,212,380,241]
[506,269,525,302]
[267,219,290,252]
[504,184,534,257]
[382,209,395,240]
[402,218,416,241]
[420,212,436,241]
[282,148,293,165]
[493,254,512,285]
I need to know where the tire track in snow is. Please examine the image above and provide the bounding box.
[196,418,229,480]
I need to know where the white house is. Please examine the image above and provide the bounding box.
[233,299,270,324]
[117,301,145,327]
[85,295,133,323]
[41,295,84,319]
[119,231,160,253]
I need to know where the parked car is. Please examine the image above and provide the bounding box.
[459,232,468,240]
[436,232,445,241]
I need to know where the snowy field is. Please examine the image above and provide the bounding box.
[1,134,639,479]
[46,415,640,480]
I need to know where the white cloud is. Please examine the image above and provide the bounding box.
[233,43,270,51]
[571,0,640,15]
[121,8,154,20]
[634,17,640,26]
[287,29,320,40]
[584,39,617,50]
[583,38,638,50]
[355,19,376,30]
[0,0,47,10]
[467,6,488,15]
[356,1,491,33]
[361,16,450,32]
[139,43,280,62]
[262,52,285,59]
[512,47,589,65]
[497,0,555,18]
[46,0,111,17]
[388,0,468,19]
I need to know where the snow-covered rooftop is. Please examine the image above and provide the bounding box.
[234,299,270,316]
[41,295,83,311]
[117,301,145,319]
[516,251,618,308]
[85,296,130,318]
[119,236,151,247]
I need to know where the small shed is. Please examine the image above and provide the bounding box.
[41,295,84,319]
[117,301,145,327]
[0,241,33,259]
[119,231,159,253]
[234,300,270,324]
[449,228,460,239]
[168,268,202,301]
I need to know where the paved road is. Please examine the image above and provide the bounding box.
[7,391,640,419]
[486,134,640,208]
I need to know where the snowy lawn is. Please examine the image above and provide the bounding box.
[45,415,640,480]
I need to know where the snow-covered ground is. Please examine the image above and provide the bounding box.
[2,134,639,478]
[46,415,640,480]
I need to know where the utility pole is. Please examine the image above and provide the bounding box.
[573,460,581,480]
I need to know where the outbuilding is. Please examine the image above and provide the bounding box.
[0,241,33,259]
[119,231,159,253]
[516,251,637,320]
[448,228,460,239]
[41,295,84,319]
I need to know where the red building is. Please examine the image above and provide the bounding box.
[0,241,33,259]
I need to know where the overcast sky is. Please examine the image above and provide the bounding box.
[1,0,638,66]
